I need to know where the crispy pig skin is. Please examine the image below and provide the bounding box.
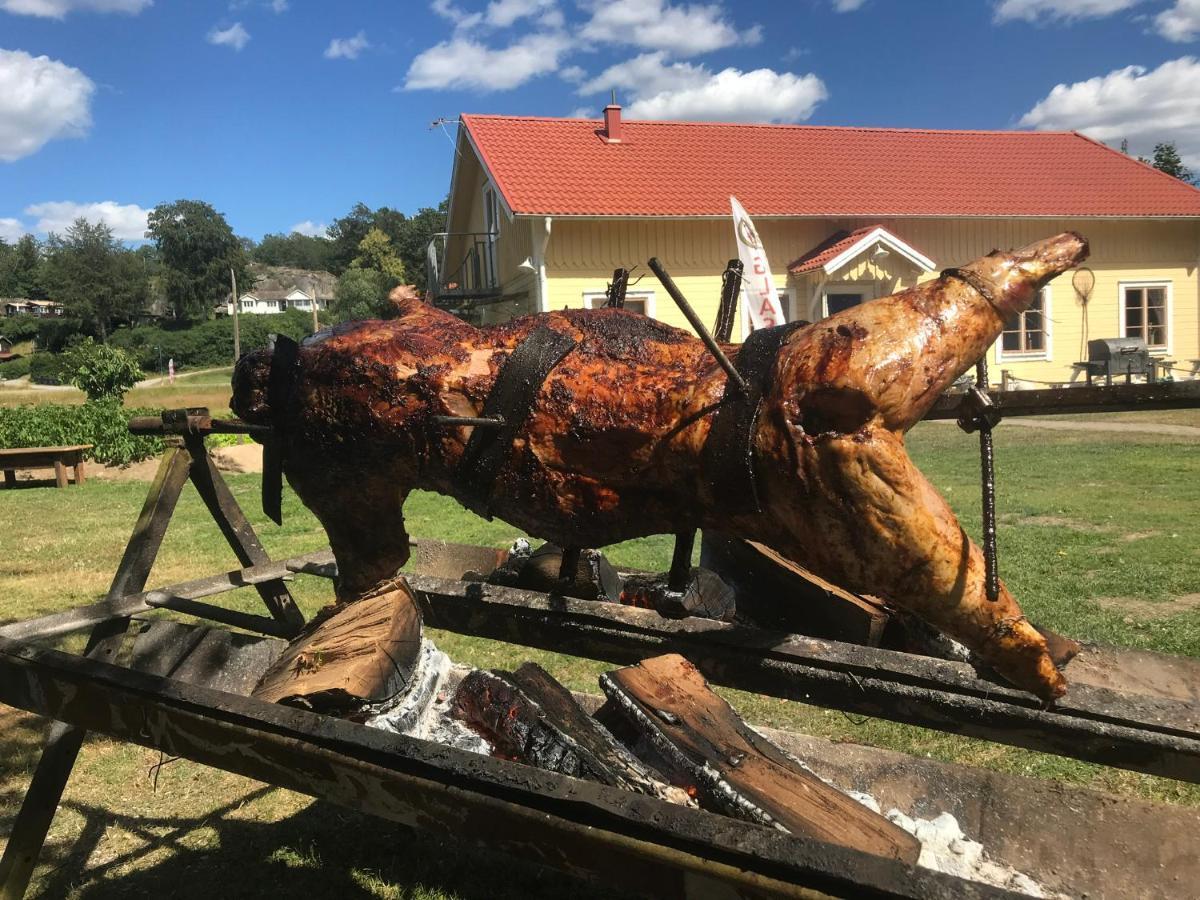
[233,232,1089,700]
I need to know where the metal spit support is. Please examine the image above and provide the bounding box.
[956,357,1003,602]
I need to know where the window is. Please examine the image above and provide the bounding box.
[484,187,499,235]
[1000,288,1048,357]
[821,285,872,318]
[1122,282,1169,349]
[583,291,655,318]
[776,289,793,323]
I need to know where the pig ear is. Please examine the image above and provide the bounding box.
[262,333,300,526]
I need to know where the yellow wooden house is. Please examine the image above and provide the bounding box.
[430,105,1200,385]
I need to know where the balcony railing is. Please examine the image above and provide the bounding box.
[426,232,501,303]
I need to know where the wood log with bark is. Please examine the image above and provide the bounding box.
[232,232,1089,700]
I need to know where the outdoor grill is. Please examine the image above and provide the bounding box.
[1080,337,1154,384]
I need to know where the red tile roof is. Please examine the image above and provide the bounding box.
[461,115,1200,218]
[789,226,879,273]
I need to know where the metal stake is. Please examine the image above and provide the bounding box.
[975,356,1000,602]
[648,258,749,397]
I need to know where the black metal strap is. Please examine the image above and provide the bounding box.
[702,322,805,515]
[941,267,1000,310]
[457,324,577,515]
[262,333,300,526]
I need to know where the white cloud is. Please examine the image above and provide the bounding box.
[1019,56,1200,168]
[993,0,1141,24]
[559,64,586,83]
[0,49,94,163]
[484,0,557,27]
[431,0,482,30]
[833,0,867,10]
[270,0,287,11]
[578,0,760,57]
[1156,0,1200,41]
[403,31,571,91]
[25,200,150,240]
[575,51,827,123]
[0,218,25,242]
[0,0,150,17]
[290,220,327,237]
[578,51,707,98]
[325,31,370,60]
[208,22,250,51]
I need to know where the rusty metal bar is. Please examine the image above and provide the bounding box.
[0,635,1018,900]
[648,257,749,397]
[925,380,1200,420]
[713,258,743,343]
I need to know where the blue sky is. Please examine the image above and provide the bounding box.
[1,0,1199,244]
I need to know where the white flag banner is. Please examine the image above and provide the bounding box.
[730,195,785,334]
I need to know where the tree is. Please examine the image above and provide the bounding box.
[146,200,250,320]
[0,234,48,299]
[350,228,406,283]
[1147,142,1194,183]
[326,199,447,288]
[63,337,143,401]
[42,219,149,341]
[332,269,392,322]
[330,228,408,323]
[253,231,334,270]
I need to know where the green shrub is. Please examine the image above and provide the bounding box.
[28,352,69,385]
[37,317,90,352]
[0,355,31,380]
[62,337,143,401]
[0,402,163,466]
[110,309,322,371]
[0,317,42,343]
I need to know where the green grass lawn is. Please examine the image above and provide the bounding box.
[1,417,1198,897]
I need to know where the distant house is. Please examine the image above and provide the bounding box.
[222,265,336,316]
[3,299,64,317]
[433,104,1200,384]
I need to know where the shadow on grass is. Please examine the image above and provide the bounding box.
[27,788,632,900]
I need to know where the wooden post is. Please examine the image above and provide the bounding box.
[52,460,67,489]
[310,282,320,333]
[0,446,192,899]
[1001,369,1012,392]
[230,267,240,364]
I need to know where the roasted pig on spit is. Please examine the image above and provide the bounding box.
[233,231,1089,701]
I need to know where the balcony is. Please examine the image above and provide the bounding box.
[426,233,501,305]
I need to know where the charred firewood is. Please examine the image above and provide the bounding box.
[600,653,921,864]
[620,567,735,622]
[452,665,679,799]
[512,543,622,601]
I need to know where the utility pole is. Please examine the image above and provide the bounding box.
[310,280,320,334]
[231,267,241,363]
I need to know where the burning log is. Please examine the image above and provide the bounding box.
[600,653,921,864]
[252,577,420,715]
[452,663,675,798]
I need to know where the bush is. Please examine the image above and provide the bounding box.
[110,309,321,371]
[0,401,163,466]
[37,317,91,352]
[0,317,42,343]
[62,337,143,401]
[29,352,70,385]
[0,355,31,380]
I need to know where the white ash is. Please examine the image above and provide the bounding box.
[749,727,1060,897]
[363,638,491,755]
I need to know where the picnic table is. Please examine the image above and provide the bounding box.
[0,444,92,488]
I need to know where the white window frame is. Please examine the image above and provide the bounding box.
[820,284,873,319]
[1118,280,1173,355]
[582,290,656,319]
[777,287,797,323]
[996,286,1052,363]
[483,186,499,236]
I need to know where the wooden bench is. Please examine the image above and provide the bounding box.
[0,444,92,488]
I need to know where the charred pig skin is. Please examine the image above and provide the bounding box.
[233,232,1089,700]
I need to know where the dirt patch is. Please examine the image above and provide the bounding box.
[1093,594,1200,621]
[90,457,163,482]
[1119,530,1162,542]
[211,443,263,474]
